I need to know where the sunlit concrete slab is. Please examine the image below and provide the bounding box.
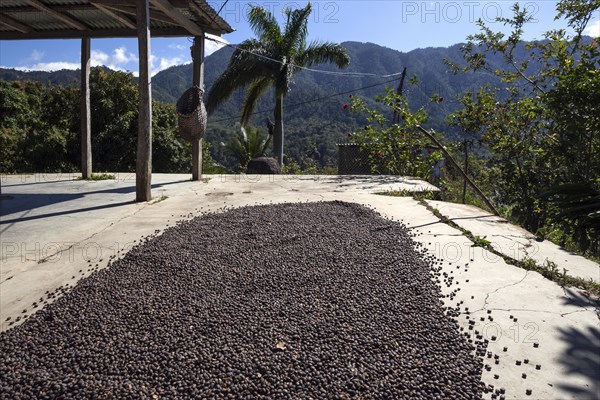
[425,200,600,284]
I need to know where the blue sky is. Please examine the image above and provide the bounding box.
[0,1,598,76]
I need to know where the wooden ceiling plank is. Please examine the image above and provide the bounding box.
[150,0,203,36]
[91,3,136,29]
[22,0,88,30]
[0,5,93,13]
[190,2,221,31]
[0,13,32,33]
[101,4,175,25]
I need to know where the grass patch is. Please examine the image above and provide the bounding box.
[471,235,491,248]
[376,190,438,201]
[419,199,600,298]
[77,173,116,181]
[150,195,168,204]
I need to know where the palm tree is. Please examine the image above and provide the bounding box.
[225,124,272,171]
[206,3,350,166]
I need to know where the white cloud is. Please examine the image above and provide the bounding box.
[157,56,182,73]
[584,20,600,37]
[91,47,137,68]
[205,34,228,56]
[8,38,227,77]
[30,50,44,62]
[13,61,80,72]
[113,46,137,64]
[168,43,188,51]
[91,49,109,65]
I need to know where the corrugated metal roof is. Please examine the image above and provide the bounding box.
[0,0,233,40]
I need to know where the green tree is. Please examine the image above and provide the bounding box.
[349,87,443,179]
[0,80,79,173]
[206,2,349,166]
[448,0,599,254]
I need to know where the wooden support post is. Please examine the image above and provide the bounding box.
[462,140,468,204]
[80,37,92,179]
[136,0,152,202]
[191,35,204,181]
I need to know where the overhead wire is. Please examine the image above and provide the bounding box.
[208,75,404,124]
[203,36,406,79]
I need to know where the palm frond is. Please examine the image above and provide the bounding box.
[297,41,350,69]
[241,78,272,125]
[206,41,272,114]
[246,126,272,159]
[282,3,311,56]
[542,182,600,228]
[248,5,282,45]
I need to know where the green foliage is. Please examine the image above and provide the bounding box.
[471,235,492,248]
[78,173,116,181]
[449,0,600,257]
[375,190,437,201]
[348,87,443,179]
[0,80,79,173]
[207,3,349,164]
[224,125,272,171]
[0,70,216,175]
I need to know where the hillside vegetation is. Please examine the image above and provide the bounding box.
[1,40,525,168]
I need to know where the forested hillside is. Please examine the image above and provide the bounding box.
[1,40,533,168]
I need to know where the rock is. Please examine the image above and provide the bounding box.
[247,157,281,174]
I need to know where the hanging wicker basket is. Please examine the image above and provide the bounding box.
[176,86,207,142]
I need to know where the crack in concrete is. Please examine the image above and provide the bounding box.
[471,271,531,314]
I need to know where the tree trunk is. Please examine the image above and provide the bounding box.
[273,95,284,166]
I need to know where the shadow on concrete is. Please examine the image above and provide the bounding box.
[0,179,190,223]
[1,199,134,226]
[1,178,75,188]
[324,175,429,186]
[555,325,600,397]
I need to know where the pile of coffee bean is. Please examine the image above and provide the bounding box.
[0,201,483,399]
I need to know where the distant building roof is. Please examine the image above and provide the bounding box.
[0,0,234,40]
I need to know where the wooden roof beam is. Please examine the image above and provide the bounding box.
[150,0,203,36]
[0,12,32,33]
[0,27,193,40]
[22,0,88,30]
[188,3,215,29]
[91,3,136,29]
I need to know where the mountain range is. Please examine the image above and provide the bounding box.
[0,40,527,167]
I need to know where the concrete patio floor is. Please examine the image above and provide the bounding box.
[1,173,599,399]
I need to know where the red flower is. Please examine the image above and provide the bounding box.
[343,104,349,109]
[348,94,353,98]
